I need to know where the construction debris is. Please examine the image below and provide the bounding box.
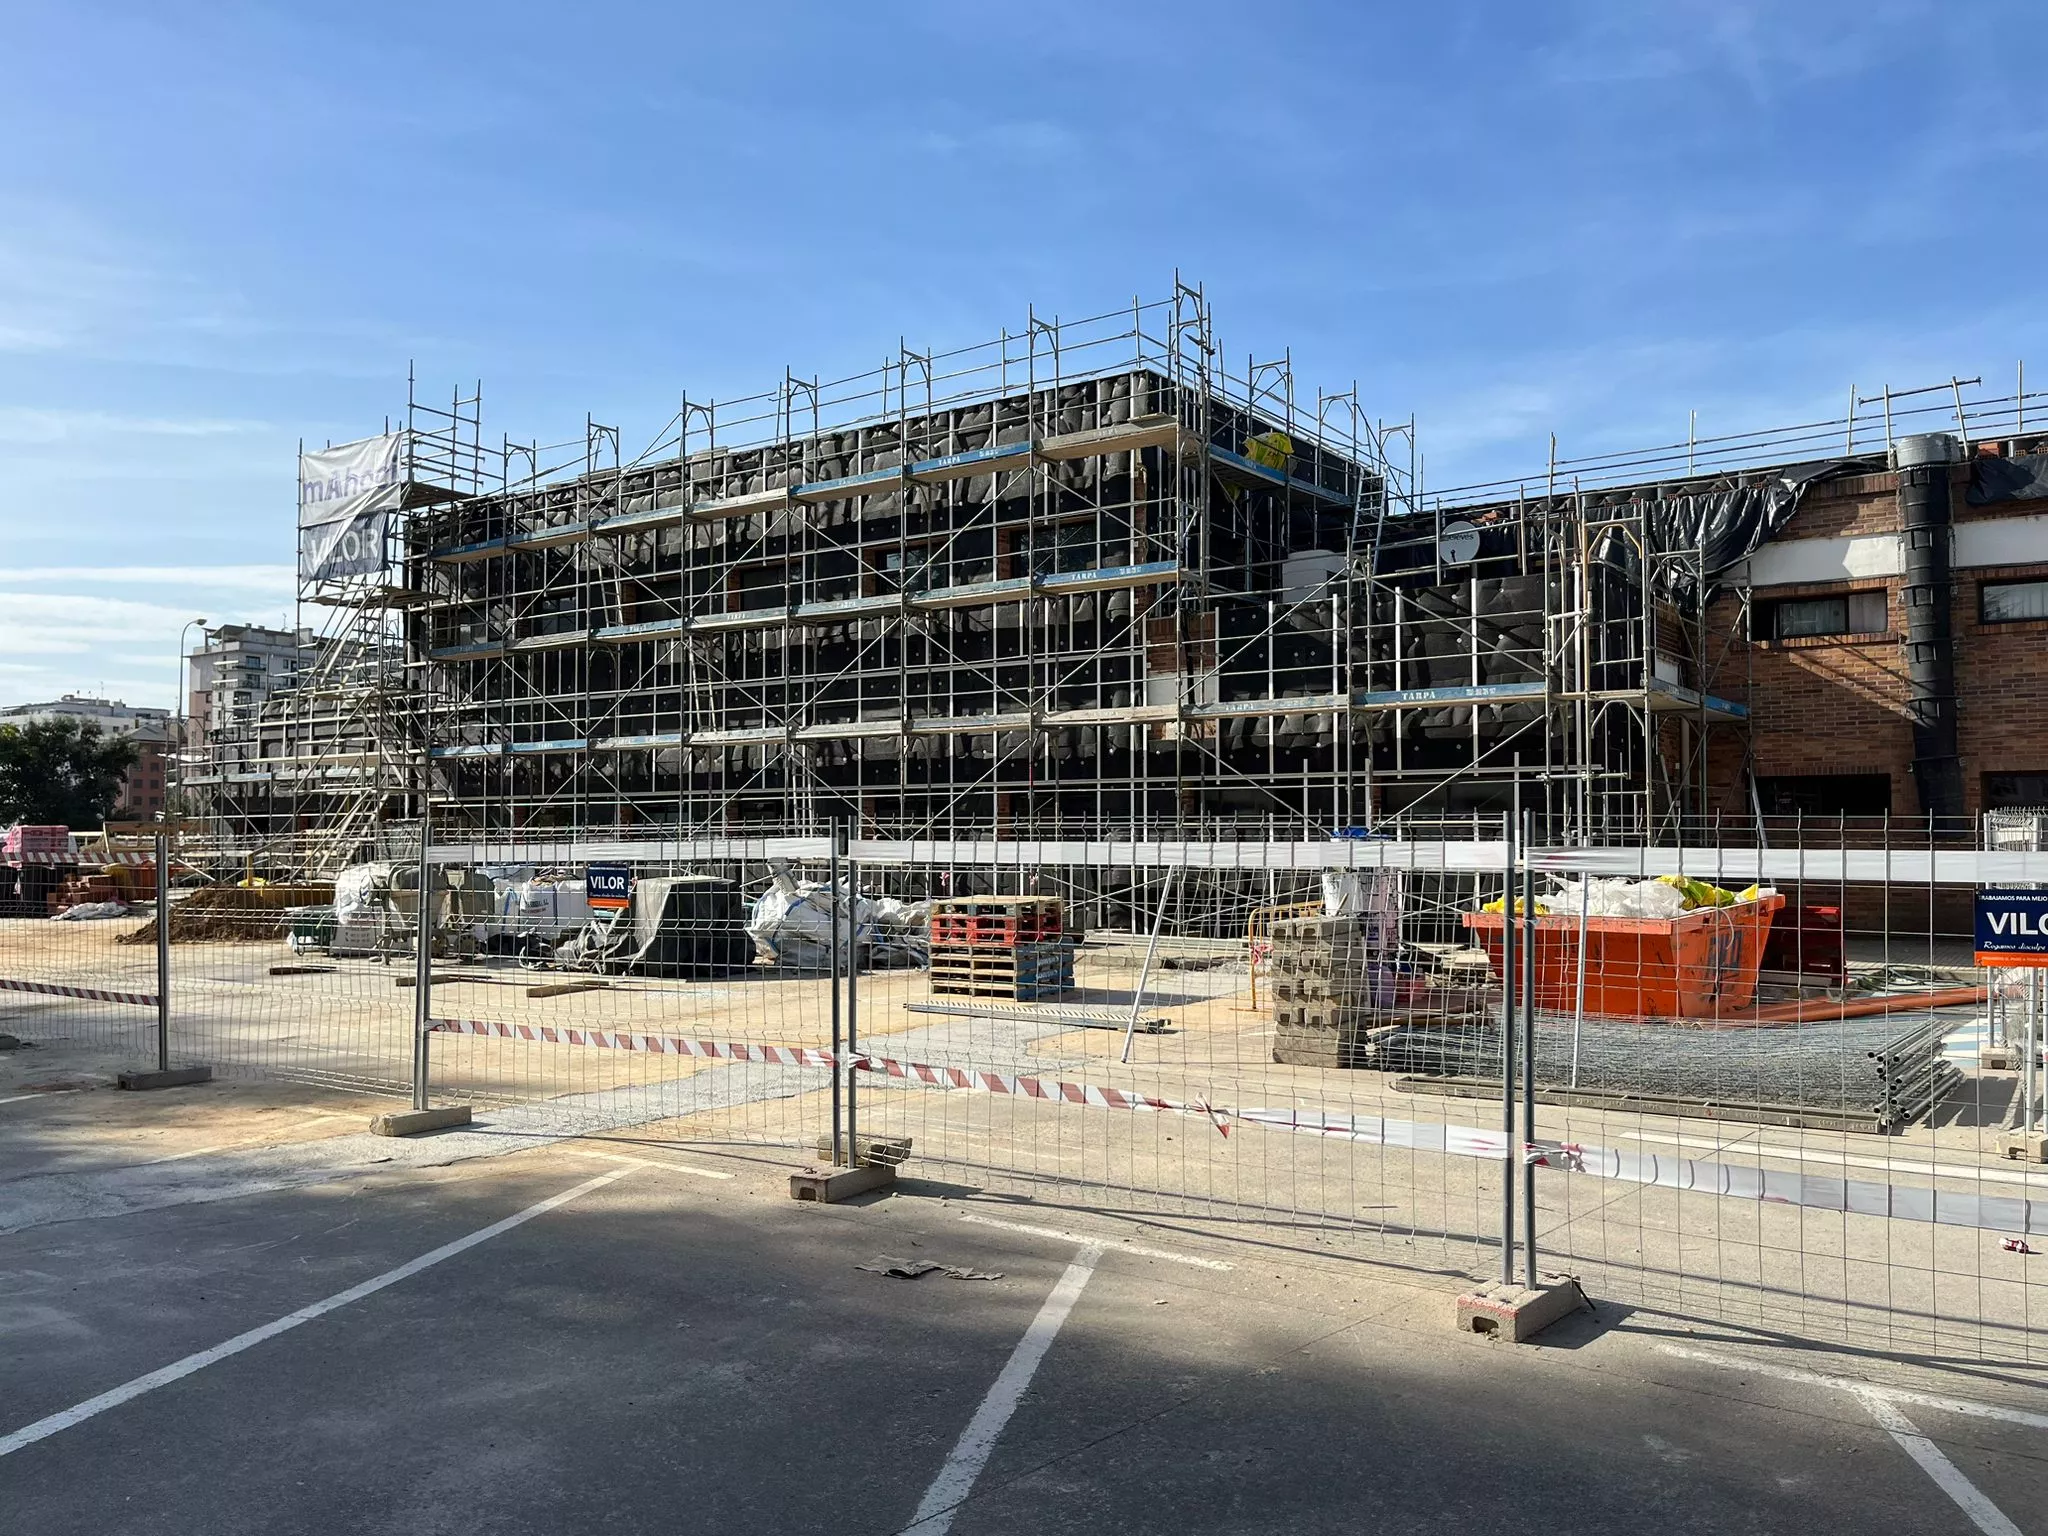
[49,900,132,921]
[855,1256,1003,1281]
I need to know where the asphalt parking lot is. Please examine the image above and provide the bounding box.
[5,1061,2048,1535]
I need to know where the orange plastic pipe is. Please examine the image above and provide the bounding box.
[1739,985,1986,1025]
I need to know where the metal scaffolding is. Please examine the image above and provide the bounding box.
[180,286,2048,868]
[396,282,1403,843]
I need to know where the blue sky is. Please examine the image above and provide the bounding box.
[3,0,2044,709]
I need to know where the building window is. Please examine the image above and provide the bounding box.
[1757,774,1893,817]
[1985,772,2048,810]
[1980,580,2048,624]
[1767,590,1887,639]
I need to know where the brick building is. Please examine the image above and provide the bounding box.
[117,721,173,820]
[1711,434,2048,825]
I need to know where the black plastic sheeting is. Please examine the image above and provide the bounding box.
[1377,459,1872,606]
[1592,458,1868,604]
[1968,452,2048,506]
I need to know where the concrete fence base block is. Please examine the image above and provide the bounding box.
[370,1105,474,1137]
[2002,1130,2048,1164]
[790,1162,897,1203]
[116,1065,213,1091]
[1455,1278,1589,1342]
[812,1134,914,1169]
[1980,1047,2018,1071]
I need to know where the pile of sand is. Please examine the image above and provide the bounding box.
[118,884,334,945]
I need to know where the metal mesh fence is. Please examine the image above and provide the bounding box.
[0,840,162,1066]
[6,820,2047,1365]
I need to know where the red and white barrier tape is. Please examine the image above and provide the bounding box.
[856,1049,1228,1134]
[427,1016,1230,1135]
[0,977,159,1008]
[426,1017,2046,1236]
[5,850,153,866]
[427,1016,837,1068]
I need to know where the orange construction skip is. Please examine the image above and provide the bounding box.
[1462,894,1785,1021]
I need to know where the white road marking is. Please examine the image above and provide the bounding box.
[565,1149,733,1180]
[902,1245,1101,1535]
[956,1212,1232,1271]
[1657,1344,2048,1430]
[0,1166,634,1460]
[0,1090,82,1107]
[135,1114,355,1168]
[1855,1388,2024,1536]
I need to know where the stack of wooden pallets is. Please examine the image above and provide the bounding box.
[928,896,1074,1000]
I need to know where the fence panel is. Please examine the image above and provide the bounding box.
[0,846,162,1073]
[838,835,1511,1286]
[165,870,415,1098]
[18,816,2047,1367]
[1508,817,2046,1363]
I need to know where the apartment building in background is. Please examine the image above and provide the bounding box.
[187,624,312,745]
[0,694,175,820]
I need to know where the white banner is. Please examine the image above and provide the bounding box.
[299,433,406,582]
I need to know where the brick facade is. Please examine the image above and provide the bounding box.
[1703,463,2048,822]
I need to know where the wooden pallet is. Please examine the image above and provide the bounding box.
[929,895,1064,947]
[929,939,1075,1000]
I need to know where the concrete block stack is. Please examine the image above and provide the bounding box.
[1268,914,1386,1068]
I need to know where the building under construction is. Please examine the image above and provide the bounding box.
[181,282,2048,865]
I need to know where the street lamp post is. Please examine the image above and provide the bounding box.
[172,619,208,828]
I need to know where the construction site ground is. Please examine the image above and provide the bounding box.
[4,1037,2047,1535]
[6,915,2045,1358]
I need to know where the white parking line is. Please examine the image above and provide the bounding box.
[903,1246,1101,1535]
[1657,1344,2048,1430]
[0,1166,634,1459]
[1660,1343,2037,1534]
[566,1150,733,1180]
[135,1114,355,1168]
[1855,1388,2023,1536]
[956,1212,1232,1271]
[0,1090,82,1108]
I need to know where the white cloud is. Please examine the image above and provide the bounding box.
[0,409,269,445]
[0,582,299,711]
[2,565,295,594]
[915,119,1079,159]
[1533,1,1933,95]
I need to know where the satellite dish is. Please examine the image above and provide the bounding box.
[1438,521,1481,566]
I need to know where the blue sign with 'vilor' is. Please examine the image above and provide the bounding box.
[586,863,632,911]
[1974,887,2048,967]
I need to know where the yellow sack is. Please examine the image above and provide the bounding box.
[1655,873,1737,910]
[1245,430,1294,472]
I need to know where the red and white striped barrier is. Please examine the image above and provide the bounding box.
[427,1016,1230,1134]
[426,1016,2047,1237]
[0,977,159,1008]
[856,1050,1228,1133]
[427,1016,838,1068]
[6,850,154,866]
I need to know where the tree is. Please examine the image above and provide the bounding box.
[0,718,137,828]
